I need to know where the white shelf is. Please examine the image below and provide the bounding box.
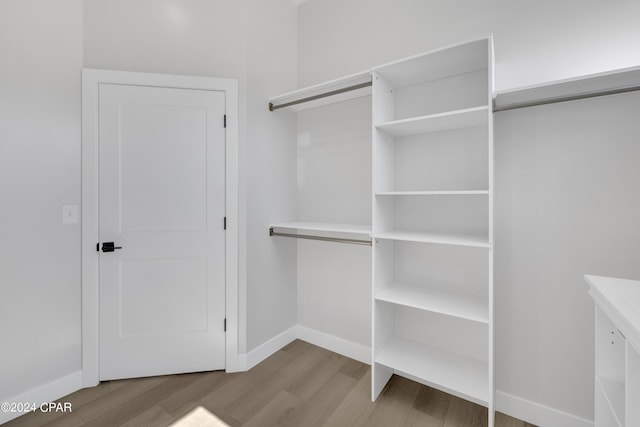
[376,283,488,324]
[268,71,371,112]
[373,38,489,89]
[495,65,640,112]
[375,337,489,406]
[375,190,489,196]
[374,230,491,248]
[270,221,371,236]
[369,38,493,422]
[376,106,488,137]
[596,376,625,426]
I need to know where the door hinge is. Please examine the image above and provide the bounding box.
[224,114,226,128]
[224,318,227,332]
[224,216,227,230]
[96,242,99,252]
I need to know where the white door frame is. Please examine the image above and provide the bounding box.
[81,69,241,387]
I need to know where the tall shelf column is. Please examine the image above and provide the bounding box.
[370,37,495,426]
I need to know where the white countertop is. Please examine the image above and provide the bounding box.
[586,274,640,353]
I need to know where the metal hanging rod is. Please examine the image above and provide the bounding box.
[269,81,373,111]
[269,227,372,246]
[493,83,640,112]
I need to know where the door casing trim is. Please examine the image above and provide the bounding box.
[81,69,241,387]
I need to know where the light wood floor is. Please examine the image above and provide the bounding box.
[6,340,535,427]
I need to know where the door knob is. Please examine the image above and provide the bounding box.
[101,242,122,252]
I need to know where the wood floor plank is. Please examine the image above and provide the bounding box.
[3,340,537,427]
[413,383,452,420]
[40,412,86,427]
[157,370,228,415]
[21,379,134,427]
[405,407,446,427]
[120,404,173,427]
[4,381,131,427]
[195,341,311,418]
[321,367,375,427]
[365,375,423,427]
[338,358,369,380]
[495,411,537,427]
[284,371,357,427]
[62,378,133,408]
[285,350,347,401]
[443,395,488,427]
[71,375,169,422]
[81,373,200,425]
[3,408,64,427]
[243,390,299,427]
[224,343,329,422]
[3,377,162,427]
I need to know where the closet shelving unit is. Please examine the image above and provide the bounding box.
[267,71,373,245]
[370,37,495,424]
[268,36,494,425]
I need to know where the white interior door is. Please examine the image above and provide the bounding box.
[98,83,226,380]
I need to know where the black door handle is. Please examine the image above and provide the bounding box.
[102,242,122,252]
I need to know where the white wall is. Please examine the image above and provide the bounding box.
[0,0,83,406]
[494,92,640,422]
[297,0,640,423]
[296,97,372,349]
[83,0,249,78]
[298,0,640,91]
[0,0,297,411]
[245,0,299,351]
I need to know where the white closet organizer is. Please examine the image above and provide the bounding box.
[370,37,495,425]
[268,36,495,425]
[587,275,640,427]
[268,71,373,245]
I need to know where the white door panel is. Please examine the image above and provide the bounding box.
[98,83,226,380]
[119,257,208,336]
[119,103,209,232]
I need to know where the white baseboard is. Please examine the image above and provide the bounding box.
[0,370,83,425]
[496,390,593,427]
[296,326,371,365]
[240,325,371,370]
[243,325,298,370]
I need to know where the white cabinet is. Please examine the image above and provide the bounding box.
[587,275,640,427]
[370,37,495,426]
